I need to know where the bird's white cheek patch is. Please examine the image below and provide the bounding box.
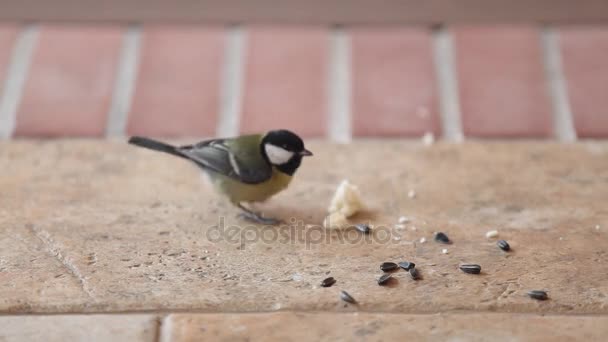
[265,144,294,165]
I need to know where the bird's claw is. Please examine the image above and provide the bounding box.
[237,212,282,225]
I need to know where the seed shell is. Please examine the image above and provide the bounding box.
[485,230,499,238]
[398,216,410,224]
[321,277,336,287]
[398,261,415,271]
[434,232,451,244]
[497,239,511,251]
[380,262,399,272]
[459,264,481,274]
[527,290,548,300]
[377,273,393,286]
[340,290,356,304]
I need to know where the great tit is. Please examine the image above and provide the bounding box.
[128,129,313,224]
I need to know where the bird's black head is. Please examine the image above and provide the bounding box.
[261,129,313,175]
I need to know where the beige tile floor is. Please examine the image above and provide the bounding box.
[1,140,607,340]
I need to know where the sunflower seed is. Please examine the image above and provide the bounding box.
[340,290,356,304]
[409,267,421,280]
[321,277,336,287]
[354,224,371,234]
[459,264,481,274]
[497,239,510,251]
[527,290,548,300]
[398,261,415,271]
[434,232,451,244]
[380,262,399,272]
[377,273,393,285]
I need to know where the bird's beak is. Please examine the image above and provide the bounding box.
[300,149,313,157]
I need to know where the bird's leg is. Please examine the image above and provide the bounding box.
[236,203,282,225]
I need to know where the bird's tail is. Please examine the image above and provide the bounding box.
[128,136,186,159]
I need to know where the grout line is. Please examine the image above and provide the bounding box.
[3,310,608,317]
[541,27,577,142]
[0,25,38,139]
[154,315,164,342]
[216,26,246,138]
[158,314,172,342]
[327,27,352,143]
[106,24,142,138]
[432,26,464,142]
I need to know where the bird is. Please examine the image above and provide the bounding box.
[128,129,313,224]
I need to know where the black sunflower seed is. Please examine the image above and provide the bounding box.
[321,277,336,287]
[354,224,371,234]
[377,273,393,285]
[340,290,356,304]
[409,267,421,280]
[527,290,548,301]
[398,261,415,271]
[459,264,481,274]
[434,232,451,244]
[380,262,399,272]
[497,240,510,251]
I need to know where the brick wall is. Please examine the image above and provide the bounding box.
[0,23,606,140]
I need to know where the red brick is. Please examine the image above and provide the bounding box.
[559,27,608,138]
[352,28,439,137]
[240,26,327,137]
[128,26,223,138]
[0,25,19,96]
[454,26,552,138]
[15,26,122,137]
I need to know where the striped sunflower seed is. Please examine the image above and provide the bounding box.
[409,267,421,280]
[527,290,548,300]
[380,262,399,272]
[497,240,510,251]
[354,224,371,234]
[459,264,481,274]
[434,232,451,244]
[340,290,356,304]
[377,273,393,286]
[321,277,336,287]
[398,261,415,271]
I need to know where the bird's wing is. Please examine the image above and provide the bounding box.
[177,135,273,184]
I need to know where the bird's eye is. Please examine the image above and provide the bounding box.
[282,144,288,149]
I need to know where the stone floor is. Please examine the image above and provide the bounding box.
[1,140,607,340]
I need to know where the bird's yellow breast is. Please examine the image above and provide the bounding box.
[210,168,293,204]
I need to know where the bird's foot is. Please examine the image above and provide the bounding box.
[236,203,283,225]
[237,211,282,225]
